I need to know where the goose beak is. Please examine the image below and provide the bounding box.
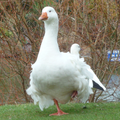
[38,12,48,20]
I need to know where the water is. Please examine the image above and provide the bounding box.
[97,75,120,102]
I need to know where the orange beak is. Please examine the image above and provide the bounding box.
[38,12,48,20]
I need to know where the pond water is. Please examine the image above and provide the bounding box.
[97,75,120,102]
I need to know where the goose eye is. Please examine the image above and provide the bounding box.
[49,10,51,12]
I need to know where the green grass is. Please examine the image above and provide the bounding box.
[0,102,120,120]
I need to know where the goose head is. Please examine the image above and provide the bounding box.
[70,43,81,55]
[38,6,58,24]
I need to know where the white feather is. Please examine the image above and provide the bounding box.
[26,7,94,111]
[70,43,106,91]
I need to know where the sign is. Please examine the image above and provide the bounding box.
[108,50,120,61]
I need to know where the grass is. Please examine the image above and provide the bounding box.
[0,102,120,120]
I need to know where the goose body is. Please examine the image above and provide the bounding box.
[70,43,106,91]
[26,7,106,116]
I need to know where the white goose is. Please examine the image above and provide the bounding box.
[70,43,106,90]
[26,6,106,116]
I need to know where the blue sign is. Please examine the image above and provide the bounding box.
[108,50,120,61]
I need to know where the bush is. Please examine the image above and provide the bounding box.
[0,0,120,105]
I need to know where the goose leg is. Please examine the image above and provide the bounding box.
[49,99,68,116]
[71,91,78,98]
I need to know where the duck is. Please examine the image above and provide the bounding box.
[26,6,106,116]
[70,43,106,90]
